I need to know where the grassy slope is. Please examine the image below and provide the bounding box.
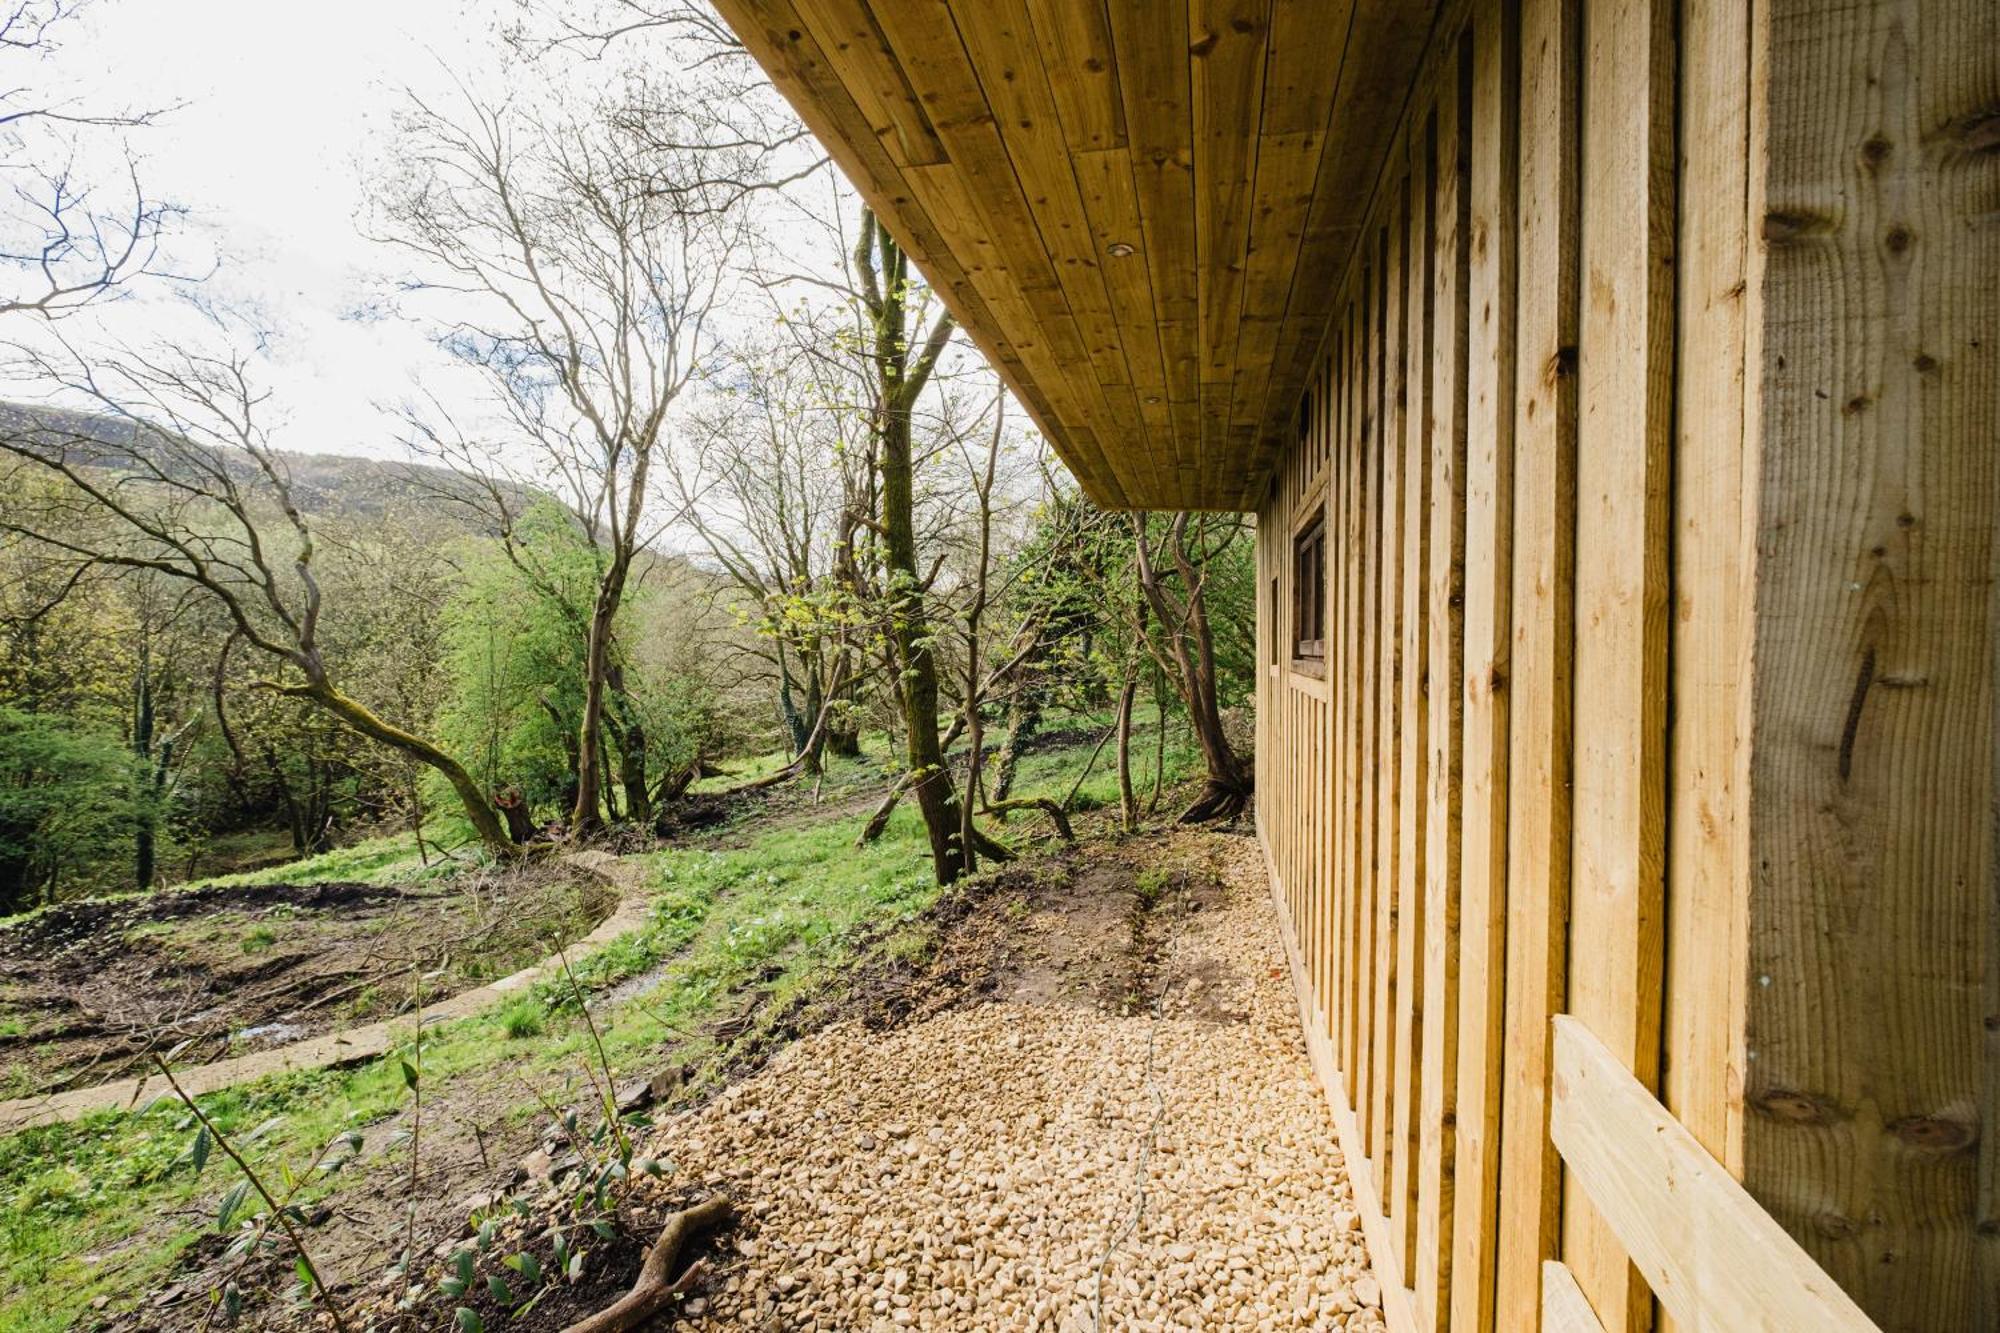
[0,713,1197,1332]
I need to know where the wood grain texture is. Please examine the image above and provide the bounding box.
[1392,148,1432,1276]
[1448,5,1517,1329]
[1415,40,1470,1328]
[1543,1262,1609,1333]
[1564,0,1674,1325]
[1370,212,1406,1198]
[1663,0,1751,1198]
[1492,0,1579,1326]
[1740,0,2000,1325]
[1552,1017,1880,1333]
[719,0,1440,509]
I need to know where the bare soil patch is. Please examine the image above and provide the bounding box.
[0,863,614,1099]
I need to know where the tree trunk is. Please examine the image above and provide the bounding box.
[862,208,967,885]
[572,558,631,836]
[1116,675,1138,830]
[299,681,514,855]
[608,667,652,828]
[1134,513,1253,822]
[882,410,964,883]
[990,691,1038,806]
[132,659,157,892]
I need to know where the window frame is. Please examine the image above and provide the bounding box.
[1290,511,1326,672]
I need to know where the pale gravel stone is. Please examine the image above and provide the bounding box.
[634,830,1384,1332]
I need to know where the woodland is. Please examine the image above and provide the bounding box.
[0,3,1260,1330]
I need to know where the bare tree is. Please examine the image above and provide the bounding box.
[0,341,517,852]
[382,78,743,835]
[850,207,1016,884]
[0,1,182,319]
[1131,512,1253,822]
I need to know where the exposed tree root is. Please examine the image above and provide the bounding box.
[981,797,1074,842]
[1176,779,1251,825]
[560,1193,734,1333]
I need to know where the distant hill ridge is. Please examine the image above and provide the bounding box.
[0,400,543,529]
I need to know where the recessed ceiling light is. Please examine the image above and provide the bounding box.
[1105,241,1136,258]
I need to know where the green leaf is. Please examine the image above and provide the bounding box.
[487,1274,513,1306]
[190,1126,211,1174]
[439,1277,467,1299]
[514,1252,541,1286]
[242,1116,284,1144]
[453,1250,474,1284]
[590,1218,616,1240]
[454,1309,484,1333]
[222,1283,243,1320]
[216,1180,251,1231]
[401,1060,420,1092]
[566,1250,585,1282]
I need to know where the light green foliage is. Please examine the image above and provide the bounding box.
[0,707,146,914]
[437,504,597,815]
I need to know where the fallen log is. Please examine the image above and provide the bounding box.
[559,1193,734,1333]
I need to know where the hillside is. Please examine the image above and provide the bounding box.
[0,400,530,528]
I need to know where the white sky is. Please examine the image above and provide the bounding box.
[30,0,883,471]
[10,0,1040,540]
[36,0,524,457]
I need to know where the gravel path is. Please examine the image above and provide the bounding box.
[643,832,1383,1332]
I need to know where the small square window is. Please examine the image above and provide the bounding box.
[1292,517,1325,666]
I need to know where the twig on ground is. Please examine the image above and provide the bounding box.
[558,1194,733,1333]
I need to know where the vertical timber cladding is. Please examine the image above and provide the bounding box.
[1251,0,1998,1328]
[1741,0,2000,1327]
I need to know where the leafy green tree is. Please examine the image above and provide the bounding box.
[0,707,144,914]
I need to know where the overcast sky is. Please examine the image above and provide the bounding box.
[18,0,882,472]
[25,0,524,457]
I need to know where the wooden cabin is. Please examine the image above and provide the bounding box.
[708,0,1997,1328]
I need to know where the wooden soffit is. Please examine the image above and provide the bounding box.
[711,0,1439,510]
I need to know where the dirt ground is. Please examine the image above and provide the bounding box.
[345,823,1377,1333]
[0,864,613,1100]
[99,802,1364,1333]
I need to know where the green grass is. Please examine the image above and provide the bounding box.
[0,718,1205,1331]
[238,924,277,954]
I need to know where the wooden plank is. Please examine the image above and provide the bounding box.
[1354,248,1382,1158]
[1564,0,1674,1324]
[705,0,1072,461]
[1244,0,1441,497]
[1019,0,1125,151]
[1448,3,1516,1329]
[1661,0,1749,1190]
[1739,0,2000,1324]
[943,0,1172,502]
[1104,0,1201,506]
[1189,0,1269,500]
[1070,147,1176,460]
[1345,291,1371,1096]
[1328,321,1351,1061]
[1391,148,1431,1271]
[1543,1262,1609,1333]
[1492,0,1578,1324]
[1414,37,1470,1329]
[788,0,948,166]
[1370,209,1406,1197]
[1552,1017,1880,1333]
